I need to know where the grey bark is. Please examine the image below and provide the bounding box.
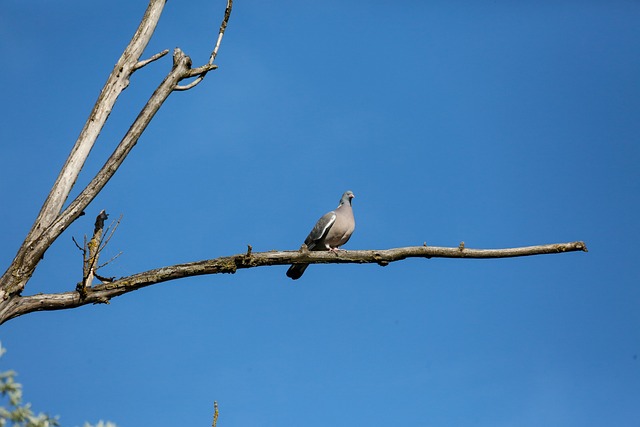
[0,0,586,326]
[0,1,229,303]
[0,241,587,324]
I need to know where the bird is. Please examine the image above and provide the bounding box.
[286,190,356,280]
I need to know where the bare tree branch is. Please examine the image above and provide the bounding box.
[78,210,109,296]
[97,252,123,272]
[0,0,235,302]
[174,64,218,91]
[0,0,587,334]
[0,241,587,324]
[212,401,219,427]
[0,47,194,300]
[99,214,123,256]
[72,236,84,252]
[25,0,167,243]
[175,0,232,91]
[209,0,233,65]
[0,0,170,300]
[134,49,170,70]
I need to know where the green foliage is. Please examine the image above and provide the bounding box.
[0,343,115,427]
[0,343,58,427]
[82,423,116,427]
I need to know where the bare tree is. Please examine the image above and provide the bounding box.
[0,0,587,325]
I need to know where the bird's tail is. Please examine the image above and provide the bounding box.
[286,263,309,280]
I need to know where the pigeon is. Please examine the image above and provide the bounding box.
[286,190,355,280]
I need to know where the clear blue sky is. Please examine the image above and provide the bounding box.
[1,1,639,426]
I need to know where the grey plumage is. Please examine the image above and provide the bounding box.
[286,190,356,280]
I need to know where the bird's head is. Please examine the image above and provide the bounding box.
[340,190,355,206]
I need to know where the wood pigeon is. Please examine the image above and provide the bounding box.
[286,190,356,280]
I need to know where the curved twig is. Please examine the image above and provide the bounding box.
[0,241,587,324]
[174,77,206,91]
[174,64,218,91]
[174,0,232,92]
[209,0,233,65]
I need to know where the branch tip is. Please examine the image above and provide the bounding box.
[94,210,109,233]
[212,401,219,427]
[133,49,170,70]
[209,0,234,65]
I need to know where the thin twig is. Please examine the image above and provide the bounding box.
[175,0,232,91]
[212,401,219,427]
[94,272,116,283]
[134,49,170,70]
[174,61,219,91]
[99,214,123,252]
[72,236,84,252]
[174,76,205,91]
[209,0,233,65]
[187,64,219,77]
[97,252,123,270]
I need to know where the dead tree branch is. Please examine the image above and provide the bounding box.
[212,401,219,427]
[175,0,232,91]
[134,49,170,70]
[0,0,233,302]
[0,0,587,330]
[22,0,167,249]
[78,210,109,296]
[0,241,587,324]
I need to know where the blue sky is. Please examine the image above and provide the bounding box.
[1,0,639,426]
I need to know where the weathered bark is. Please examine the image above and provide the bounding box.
[31,1,167,238]
[0,0,587,327]
[0,0,231,302]
[0,241,587,324]
[79,210,109,295]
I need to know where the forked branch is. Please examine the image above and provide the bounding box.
[0,241,587,324]
[0,0,233,301]
[75,211,121,298]
[0,0,588,332]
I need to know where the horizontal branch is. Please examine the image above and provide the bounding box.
[0,241,587,324]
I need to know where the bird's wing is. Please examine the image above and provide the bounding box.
[304,211,336,250]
